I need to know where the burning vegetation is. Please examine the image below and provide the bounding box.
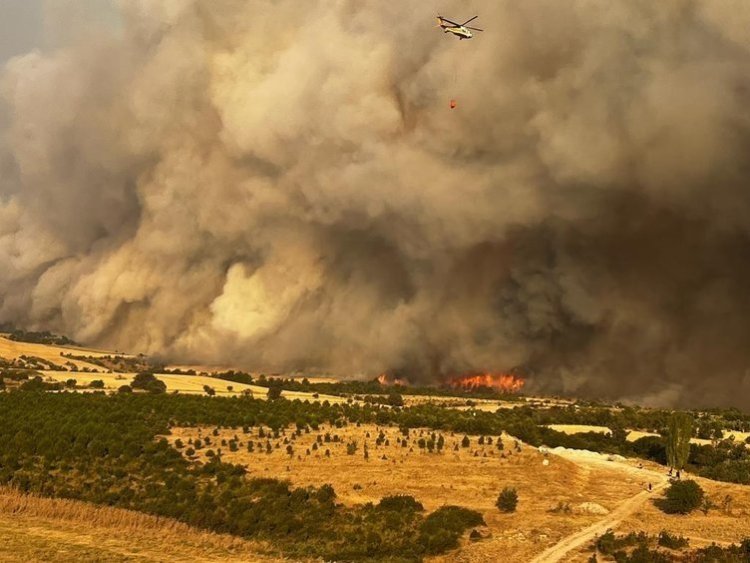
[448,373,525,394]
[376,371,525,395]
[376,373,409,387]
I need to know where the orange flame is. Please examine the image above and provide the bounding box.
[377,373,409,386]
[448,372,525,393]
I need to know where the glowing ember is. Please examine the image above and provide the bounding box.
[377,373,409,386]
[448,372,525,393]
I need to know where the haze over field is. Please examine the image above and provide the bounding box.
[1,1,749,407]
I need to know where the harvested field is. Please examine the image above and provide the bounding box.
[0,488,289,562]
[41,371,349,403]
[546,425,612,435]
[0,336,112,371]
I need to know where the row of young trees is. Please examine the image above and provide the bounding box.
[0,392,486,561]
[5,376,749,484]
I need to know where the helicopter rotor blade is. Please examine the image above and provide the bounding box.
[437,15,462,27]
[460,15,479,26]
[465,26,483,32]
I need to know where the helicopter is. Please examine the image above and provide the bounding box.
[436,15,483,40]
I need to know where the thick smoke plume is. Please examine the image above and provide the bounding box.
[2,0,750,407]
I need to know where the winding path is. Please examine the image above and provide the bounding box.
[530,451,669,563]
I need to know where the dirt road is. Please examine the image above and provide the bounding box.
[530,449,669,563]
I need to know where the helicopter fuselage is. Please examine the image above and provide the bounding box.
[442,25,473,39]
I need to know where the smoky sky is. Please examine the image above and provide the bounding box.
[1,0,750,408]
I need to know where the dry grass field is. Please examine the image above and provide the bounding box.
[402,395,573,412]
[40,371,349,403]
[562,473,750,561]
[546,425,612,435]
[0,488,290,563]
[167,423,676,562]
[0,336,113,371]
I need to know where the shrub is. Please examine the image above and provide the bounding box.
[267,382,283,400]
[387,392,404,407]
[595,530,649,556]
[660,480,704,514]
[377,495,424,512]
[418,506,485,554]
[657,530,689,549]
[203,385,216,396]
[496,487,518,513]
[118,384,132,394]
[131,372,166,394]
[89,380,105,389]
[316,484,336,504]
[20,376,48,391]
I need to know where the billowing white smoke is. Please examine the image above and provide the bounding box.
[2,0,750,407]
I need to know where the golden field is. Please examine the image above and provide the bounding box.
[38,371,349,403]
[166,422,750,562]
[0,336,113,371]
[0,488,290,563]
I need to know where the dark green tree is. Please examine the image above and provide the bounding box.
[666,412,694,470]
[661,480,704,514]
[496,487,518,513]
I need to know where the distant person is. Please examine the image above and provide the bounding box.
[676,469,681,480]
[648,483,652,492]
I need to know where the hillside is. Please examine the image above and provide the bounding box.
[0,338,749,561]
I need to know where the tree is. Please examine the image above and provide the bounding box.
[89,380,105,389]
[267,383,283,401]
[661,480,704,514]
[387,392,404,407]
[666,412,694,470]
[496,487,518,513]
[118,385,133,394]
[65,379,77,389]
[131,372,166,394]
[203,385,216,396]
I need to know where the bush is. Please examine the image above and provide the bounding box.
[20,376,49,391]
[418,506,485,554]
[377,495,424,512]
[267,384,283,401]
[203,385,216,396]
[496,487,518,513]
[660,480,704,514]
[387,392,404,407]
[131,372,166,394]
[89,380,105,389]
[657,530,689,549]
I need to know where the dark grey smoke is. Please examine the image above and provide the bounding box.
[1,0,750,407]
